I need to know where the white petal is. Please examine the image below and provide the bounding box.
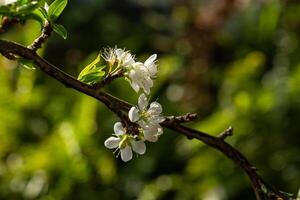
[128,107,140,122]
[141,77,153,94]
[147,65,157,77]
[120,146,132,162]
[130,81,140,93]
[138,93,148,110]
[114,122,125,135]
[104,137,120,149]
[144,54,157,66]
[152,116,165,123]
[144,133,158,142]
[148,102,162,115]
[143,126,159,142]
[115,48,125,59]
[131,140,146,155]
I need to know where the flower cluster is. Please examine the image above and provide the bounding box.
[104,122,146,162]
[103,48,164,162]
[102,47,157,94]
[129,94,164,142]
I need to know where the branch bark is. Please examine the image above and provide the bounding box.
[0,39,294,200]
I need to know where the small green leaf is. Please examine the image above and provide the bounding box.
[48,0,68,21]
[31,7,48,24]
[18,58,36,70]
[52,23,67,39]
[78,55,106,84]
[78,71,105,84]
[38,6,48,19]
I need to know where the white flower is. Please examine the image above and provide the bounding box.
[127,62,153,94]
[104,122,146,162]
[128,93,165,142]
[125,54,158,94]
[102,47,135,68]
[144,54,157,77]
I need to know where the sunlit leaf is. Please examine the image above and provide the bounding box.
[48,0,68,21]
[18,58,36,70]
[78,55,106,84]
[52,23,67,39]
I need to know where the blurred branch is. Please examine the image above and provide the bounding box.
[28,21,52,51]
[0,16,20,34]
[0,39,294,200]
[218,126,233,140]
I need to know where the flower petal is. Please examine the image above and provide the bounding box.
[138,93,148,110]
[120,146,132,162]
[144,133,158,142]
[114,122,125,135]
[128,107,140,122]
[104,137,120,149]
[131,140,146,155]
[143,126,160,142]
[144,54,157,66]
[148,102,162,115]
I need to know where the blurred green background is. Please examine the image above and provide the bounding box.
[0,0,300,199]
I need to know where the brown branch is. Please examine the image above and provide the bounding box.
[218,126,233,140]
[92,69,124,90]
[28,21,52,51]
[0,39,294,200]
[0,16,20,34]
[165,113,198,123]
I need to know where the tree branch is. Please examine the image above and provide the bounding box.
[92,69,124,90]
[0,39,294,200]
[28,21,52,51]
[0,16,20,34]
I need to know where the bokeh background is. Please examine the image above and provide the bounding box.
[0,0,300,199]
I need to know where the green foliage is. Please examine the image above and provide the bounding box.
[0,0,68,39]
[52,23,67,39]
[78,54,106,84]
[18,58,36,70]
[0,0,42,16]
[47,0,68,21]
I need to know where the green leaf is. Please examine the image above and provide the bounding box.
[38,6,48,19]
[18,58,36,70]
[31,7,48,24]
[52,23,67,39]
[48,0,68,21]
[78,71,105,84]
[78,55,106,84]
[0,0,42,16]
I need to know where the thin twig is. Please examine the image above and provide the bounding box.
[28,21,52,51]
[92,69,124,90]
[218,126,233,140]
[0,39,294,200]
[165,113,198,123]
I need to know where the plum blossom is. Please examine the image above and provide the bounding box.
[125,54,158,94]
[104,122,146,162]
[102,47,135,69]
[128,93,165,142]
